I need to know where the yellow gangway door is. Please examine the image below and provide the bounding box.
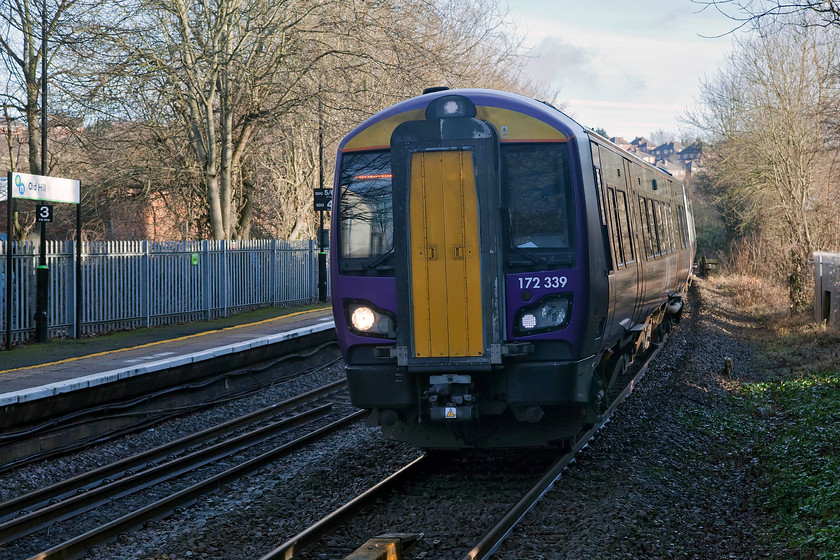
[409,150,483,358]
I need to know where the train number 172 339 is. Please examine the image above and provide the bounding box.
[517,275,568,290]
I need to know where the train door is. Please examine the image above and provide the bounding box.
[623,159,644,323]
[591,144,617,344]
[409,150,483,357]
[389,94,501,368]
[597,146,638,332]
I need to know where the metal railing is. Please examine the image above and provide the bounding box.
[1,239,325,346]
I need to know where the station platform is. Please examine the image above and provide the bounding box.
[0,306,336,408]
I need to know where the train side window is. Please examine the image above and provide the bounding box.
[595,168,607,227]
[657,201,669,254]
[677,205,687,248]
[649,200,661,256]
[667,203,677,252]
[639,197,654,258]
[637,197,647,258]
[615,189,634,265]
[607,187,624,267]
[646,199,657,257]
[657,202,668,253]
[661,202,673,253]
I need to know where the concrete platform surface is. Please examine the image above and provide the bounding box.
[0,305,335,406]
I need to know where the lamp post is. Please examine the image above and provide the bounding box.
[317,86,327,303]
[34,0,49,342]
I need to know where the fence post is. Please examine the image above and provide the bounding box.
[143,240,151,328]
[204,240,211,320]
[67,240,76,338]
[270,239,277,307]
[222,240,228,317]
[310,239,317,303]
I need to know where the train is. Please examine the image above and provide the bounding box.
[329,88,695,448]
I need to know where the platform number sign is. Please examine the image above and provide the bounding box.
[313,188,333,211]
[36,204,53,223]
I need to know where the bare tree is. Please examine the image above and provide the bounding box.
[242,0,540,241]
[688,24,840,311]
[694,0,840,32]
[61,0,541,242]
[79,0,334,241]
[0,0,90,175]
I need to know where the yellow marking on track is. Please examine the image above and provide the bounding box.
[0,308,329,376]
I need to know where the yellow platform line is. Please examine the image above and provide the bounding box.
[0,308,329,377]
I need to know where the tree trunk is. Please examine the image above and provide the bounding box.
[787,247,810,315]
[206,174,225,240]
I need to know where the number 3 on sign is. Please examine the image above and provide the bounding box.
[36,204,53,223]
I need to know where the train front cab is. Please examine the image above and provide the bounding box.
[332,91,608,448]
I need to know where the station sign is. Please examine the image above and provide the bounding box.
[313,188,333,211]
[9,172,81,204]
[36,204,54,222]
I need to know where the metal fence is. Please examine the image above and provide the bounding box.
[1,239,325,346]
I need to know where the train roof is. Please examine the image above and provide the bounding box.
[338,88,587,152]
[339,87,682,185]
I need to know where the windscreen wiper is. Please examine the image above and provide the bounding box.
[366,249,395,270]
[508,244,547,266]
[500,206,545,266]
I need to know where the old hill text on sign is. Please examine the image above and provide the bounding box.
[10,172,80,204]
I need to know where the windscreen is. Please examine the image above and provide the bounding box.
[337,151,393,271]
[502,143,575,252]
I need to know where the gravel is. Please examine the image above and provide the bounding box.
[1,278,772,559]
[492,277,768,559]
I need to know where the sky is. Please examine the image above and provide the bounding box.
[507,0,744,142]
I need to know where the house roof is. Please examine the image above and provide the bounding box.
[679,141,707,157]
[653,141,686,154]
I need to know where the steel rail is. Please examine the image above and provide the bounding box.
[2,404,332,546]
[461,342,665,560]
[0,379,347,523]
[26,410,368,560]
[0,343,341,474]
[258,454,429,560]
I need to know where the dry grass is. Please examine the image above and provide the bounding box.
[706,271,840,378]
[707,272,790,322]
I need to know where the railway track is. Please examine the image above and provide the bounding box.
[0,340,340,473]
[1,379,363,560]
[462,342,664,560]
[254,341,665,560]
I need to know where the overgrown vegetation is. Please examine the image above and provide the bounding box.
[689,14,840,312]
[744,371,840,557]
[699,274,840,558]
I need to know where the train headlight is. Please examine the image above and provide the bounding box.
[515,294,573,335]
[346,301,397,338]
[351,306,376,332]
[425,95,477,119]
[521,313,537,330]
[541,298,569,326]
